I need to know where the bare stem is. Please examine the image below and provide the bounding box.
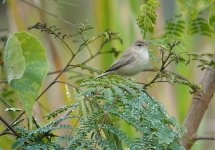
[0,116,19,137]
[193,136,215,141]
[55,80,77,88]
[142,68,188,81]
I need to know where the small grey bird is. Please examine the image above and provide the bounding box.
[96,40,150,78]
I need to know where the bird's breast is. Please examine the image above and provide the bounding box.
[133,50,149,70]
[137,49,149,65]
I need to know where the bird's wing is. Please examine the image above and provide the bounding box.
[105,53,136,72]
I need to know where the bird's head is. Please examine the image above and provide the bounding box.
[133,40,150,50]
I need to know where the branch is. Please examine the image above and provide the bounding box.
[142,68,188,81]
[0,96,12,107]
[0,116,19,137]
[47,50,114,76]
[55,80,77,88]
[182,55,215,149]
[144,41,181,88]
[193,136,215,141]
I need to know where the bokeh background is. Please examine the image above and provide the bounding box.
[0,0,215,149]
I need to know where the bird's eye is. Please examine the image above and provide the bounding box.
[137,44,142,47]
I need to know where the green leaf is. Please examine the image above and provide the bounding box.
[165,16,185,37]
[137,0,159,36]
[209,5,215,31]
[209,15,215,30]
[3,32,49,126]
[3,34,25,83]
[74,76,184,149]
[189,17,214,36]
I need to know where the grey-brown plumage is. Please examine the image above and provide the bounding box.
[96,40,150,78]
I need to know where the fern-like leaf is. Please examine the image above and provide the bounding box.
[70,76,184,149]
[165,16,185,37]
[12,115,76,149]
[45,103,79,120]
[137,0,159,36]
[190,17,214,36]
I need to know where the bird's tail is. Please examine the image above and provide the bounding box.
[95,72,111,78]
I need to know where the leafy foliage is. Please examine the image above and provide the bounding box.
[28,22,122,58]
[155,37,215,72]
[12,116,75,149]
[68,76,184,149]
[209,14,215,30]
[159,71,201,94]
[45,103,79,120]
[146,40,202,93]
[11,76,184,149]
[0,0,215,150]
[3,32,49,126]
[137,0,159,37]
[189,17,214,36]
[164,15,215,37]
[2,17,213,149]
[2,0,215,149]
[165,16,185,37]
[189,53,215,70]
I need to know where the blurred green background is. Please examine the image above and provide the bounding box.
[0,0,215,149]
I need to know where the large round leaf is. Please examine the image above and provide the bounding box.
[4,32,49,125]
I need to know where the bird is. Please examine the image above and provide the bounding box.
[96,40,150,78]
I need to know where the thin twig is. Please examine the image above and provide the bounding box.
[48,70,63,75]
[193,136,215,141]
[0,118,24,136]
[0,96,12,107]
[144,41,181,88]
[142,68,188,81]
[0,116,19,137]
[47,50,115,76]
[55,80,77,88]
[80,33,93,56]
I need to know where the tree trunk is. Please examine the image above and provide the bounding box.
[182,55,215,149]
